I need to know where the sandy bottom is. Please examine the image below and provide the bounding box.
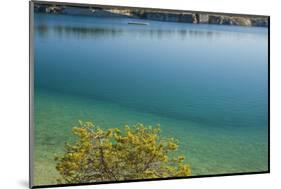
[33,89,268,186]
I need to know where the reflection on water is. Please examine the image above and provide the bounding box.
[35,24,221,39]
[36,25,49,37]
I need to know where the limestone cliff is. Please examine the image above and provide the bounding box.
[34,4,268,27]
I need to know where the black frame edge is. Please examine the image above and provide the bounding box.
[32,171,270,189]
[29,1,33,188]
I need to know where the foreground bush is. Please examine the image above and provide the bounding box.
[55,121,191,183]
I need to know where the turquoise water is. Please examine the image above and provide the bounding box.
[33,13,268,185]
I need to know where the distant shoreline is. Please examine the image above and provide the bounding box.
[34,3,268,28]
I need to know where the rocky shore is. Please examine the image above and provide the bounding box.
[34,4,268,27]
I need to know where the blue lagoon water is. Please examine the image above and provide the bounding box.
[33,13,268,185]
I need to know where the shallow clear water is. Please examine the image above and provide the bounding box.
[33,13,268,185]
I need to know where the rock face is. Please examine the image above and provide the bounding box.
[234,17,253,26]
[34,4,269,27]
[209,15,223,24]
[197,14,209,24]
[208,15,252,26]
[251,18,268,27]
[165,13,181,22]
[131,11,196,24]
[180,13,195,23]
[34,4,64,13]
[197,14,268,27]
[62,7,93,16]
[144,12,166,21]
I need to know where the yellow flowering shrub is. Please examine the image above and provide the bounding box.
[55,120,191,184]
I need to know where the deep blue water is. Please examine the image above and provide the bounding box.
[34,13,268,129]
[33,13,268,185]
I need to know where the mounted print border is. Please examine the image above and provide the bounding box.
[30,0,270,188]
